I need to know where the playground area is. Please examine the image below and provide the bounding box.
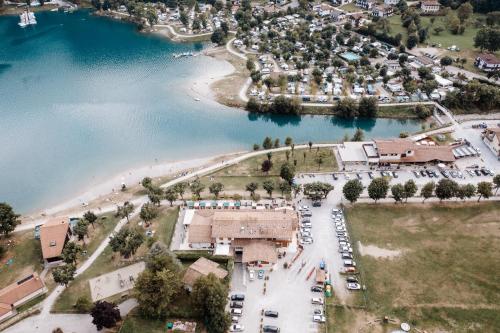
[88,261,145,302]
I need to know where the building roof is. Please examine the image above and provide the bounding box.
[422,1,439,6]
[211,210,298,240]
[477,53,500,65]
[338,142,370,163]
[0,302,12,318]
[182,257,228,287]
[40,217,69,259]
[187,210,214,244]
[485,128,500,142]
[415,56,434,66]
[239,240,278,264]
[0,273,45,308]
[375,139,455,163]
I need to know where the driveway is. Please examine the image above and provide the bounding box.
[229,189,348,333]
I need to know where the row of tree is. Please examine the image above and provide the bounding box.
[333,97,378,118]
[342,175,500,204]
[443,80,500,113]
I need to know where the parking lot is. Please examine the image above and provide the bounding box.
[229,192,351,333]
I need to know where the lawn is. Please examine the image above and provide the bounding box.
[0,231,43,288]
[120,308,204,333]
[344,202,500,332]
[53,208,179,313]
[196,148,337,198]
[339,2,361,13]
[83,212,121,256]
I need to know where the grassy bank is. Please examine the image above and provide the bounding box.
[301,104,420,119]
[344,202,500,332]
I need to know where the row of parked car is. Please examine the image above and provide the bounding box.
[332,208,361,291]
[229,294,245,332]
[299,206,314,245]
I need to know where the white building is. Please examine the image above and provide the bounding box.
[421,1,440,13]
[475,54,500,72]
[482,128,500,160]
[384,0,399,4]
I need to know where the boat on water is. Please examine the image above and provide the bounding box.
[18,9,37,27]
[172,51,194,59]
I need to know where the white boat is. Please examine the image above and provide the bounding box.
[18,10,37,27]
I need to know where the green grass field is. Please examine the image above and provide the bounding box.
[343,202,500,332]
[196,148,337,198]
[0,231,43,288]
[53,208,179,313]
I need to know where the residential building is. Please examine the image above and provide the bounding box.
[421,1,440,13]
[183,209,298,267]
[474,54,500,72]
[356,0,376,10]
[384,0,399,4]
[482,128,500,160]
[384,59,402,72]
[332,0,353,5]
[40,217,71,266]
[182,257,228,291]
[0,273,47,322]
[371,5,394,17]
[348,13,364,27]
[413,56,435,68]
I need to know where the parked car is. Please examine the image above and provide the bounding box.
[313,309,323,315]
[249,270,255,281]
[230,301,244,309]
[311,297,324,305]
[264,310,279,318]
[392,171,398,178]
[413,171,420,178]
[230,324,245,332]
[343,260,356,267]
[356,173,362,180]
[311,285,324,292]
[263,325,280,333]
[368,172,374,179]
[313,315,326,323]
[231,308,243,316]
[332,173,338,180]
[231,316,239,323]
[300,238,313,245]
[346,276,359,283]
[341,253,353,259]
[231,294,245,301]
[312,201,321,207]
[258,270,265,279]
[420,170,427,177]
[347,283,361,290]
[474,169,482,176]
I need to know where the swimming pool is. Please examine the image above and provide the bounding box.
[340,52,361,62]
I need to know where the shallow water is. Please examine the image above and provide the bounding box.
[0,10,421,213]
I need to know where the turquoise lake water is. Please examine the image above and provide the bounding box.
[0,10,421,213]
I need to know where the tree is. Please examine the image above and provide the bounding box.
[146,242,182,274]
[403,180,417,202]
[285,137,293,146]
[333,98,357,118]
[309,141,313,151]
[292,183,302,198]
[406,34,418,49]
[173,182,188,200]
[91,0,102,10]
[262,180,275,198]
[343,180,363,203]
[315,152,326,170]
[433,26,444,35]
[62,242,82,265]
[262,137,273,149]
[246,59,255,71]
[140,203,158,225]
[435,179,458,201]
[493,174,500,194]
[191,274,231,333]
[0,203,20,237]
[274,138,280,148]
[142,177,153,189]
[280,163,295,185]
[278,181,291,196]
[109,227,144,258]
[303,182,334,201]
[164,187,178,206]
[358,97,378,118]
[477,181,493,201]
[245,182,258,196]
[462,183,476,200]
[440,56,453,66]
[190,180,205,199]
[52,264,76,286]
[211,28,226,45]
[73,219,89,244]
[391,184,405,203]
[457,2,473,23]
[90,301,121,331]
[134,267,181,319]
[351,128,365,142]
[83,211,98,229]
[116,201,134,223]
[261,159,273,174]
[209,182,224,199]
[368,177,389,203]
[421,181,435,202]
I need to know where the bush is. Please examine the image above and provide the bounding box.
[75,296,93,313]
[415,105,433,119]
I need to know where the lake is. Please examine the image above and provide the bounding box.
[0,10,421,213]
